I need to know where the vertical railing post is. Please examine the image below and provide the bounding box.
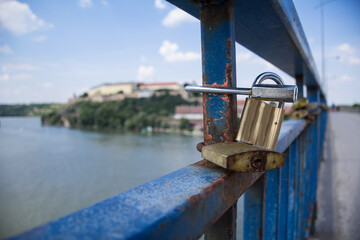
[263,168,280,239]
[199,0,237,239]
[277,149,290,240]
[200,0,237,145]
[244,176,265,240]
[287,141,296,240]
[307,87,320,236]
[295,75,304,98]
[293,135,301,240]
[299,131,307,239]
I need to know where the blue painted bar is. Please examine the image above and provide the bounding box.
[304,123,314,237]
[308,88,320,205]
[10,161,262,240]
[205,204,237,240]
[304,130,311,239]
[293,136,301,240]
[307,123,315,238]
[298,132,306,240]
[277,149,290,240]
[243,176,265,240]
[264,169,280,240]
[198,1,238,238]
[200,0,237,145]
[287,141,296,240]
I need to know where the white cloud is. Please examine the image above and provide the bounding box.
[0,0,53,35]
[348,56,360,65]
[42,82,53,88]
[236,50,274,69]
[236,52,252,61]
[137,65,155,81]
[13,88,20,94]
[337,43,355,55]
[1,64,39,72]
[140,56,147,63]
[339,75,353,82]
[0,44,13,54]
[12,73,33,81]
[0,73,33,81]
[335,43,360,66]
[78,0,92,8]
[33,35,48,42]
[159,40,200,62]
[0,73,9,81]
[155,0,166,9]
[100,0,109,7]
[162,8,196,27]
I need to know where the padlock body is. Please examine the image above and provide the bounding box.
[236,98,285,150]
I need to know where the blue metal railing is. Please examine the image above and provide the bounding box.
[10,0,327,239]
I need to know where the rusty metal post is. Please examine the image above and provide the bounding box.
[199,0,237,239]
[200,0,237,145]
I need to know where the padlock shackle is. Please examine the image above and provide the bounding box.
[252,72,285,87]
[251,72,290,109]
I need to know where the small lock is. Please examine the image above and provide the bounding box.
[236,73,286,151]
[186,72,297,172]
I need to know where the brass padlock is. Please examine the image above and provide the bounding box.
[191,72,297,172]
[236,73,286,150]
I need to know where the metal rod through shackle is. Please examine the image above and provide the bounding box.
[185,84,298,103]
[185,85,252,95]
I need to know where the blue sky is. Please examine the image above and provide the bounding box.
[0,0,359,105]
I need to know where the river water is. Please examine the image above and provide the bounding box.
[0,117,203,238]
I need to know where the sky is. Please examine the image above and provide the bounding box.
[0,0,359,105]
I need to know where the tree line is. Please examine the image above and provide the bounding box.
[0,104,65,117]
[41,93,197,131]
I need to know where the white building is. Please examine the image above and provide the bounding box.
[88,82,136,97]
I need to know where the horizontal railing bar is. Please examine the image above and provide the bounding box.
[10,161,262,240]
[10,120,307,240]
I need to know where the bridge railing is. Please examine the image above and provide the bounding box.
[11,0,327,239]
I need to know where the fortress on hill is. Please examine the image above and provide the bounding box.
[70,82,190,103]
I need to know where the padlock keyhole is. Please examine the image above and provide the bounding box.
[253,158,262,166]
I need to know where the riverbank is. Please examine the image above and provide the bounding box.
[2,93,202,135]
[0,103,65,117]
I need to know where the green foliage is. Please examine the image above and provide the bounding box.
[80,92,88,98]
[79,105,96,126]
[179,118,193,131]
[0,104,65,117]
[41,93,193,132]
[41,111,62,125]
